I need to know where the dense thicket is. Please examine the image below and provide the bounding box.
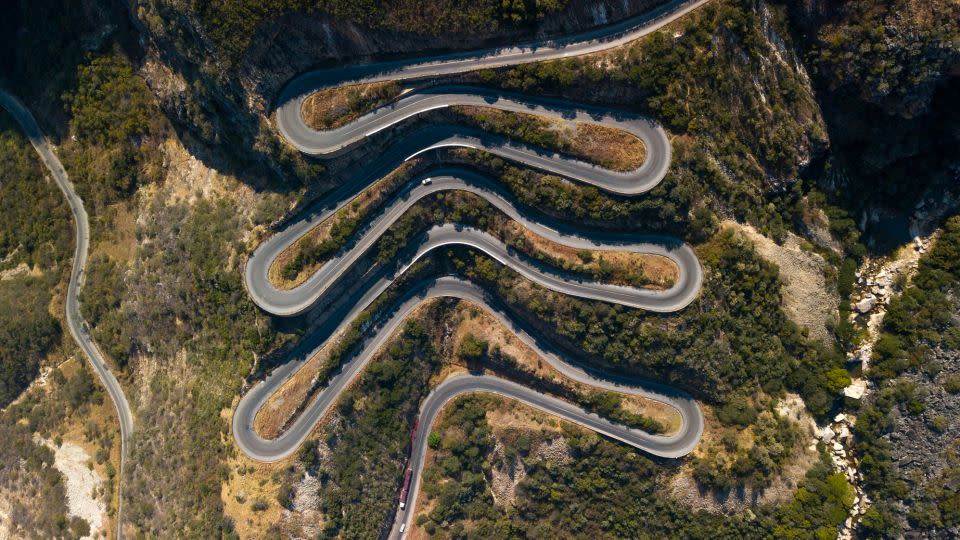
[80,255,130,367]
[311,317,441,537]
[61,52,169,212]
[418,395,851,538]
[0,113,67,408]
[871,217,960,381]
[0,278,61,407]
[192,0,571,68]
[0,113,72,272]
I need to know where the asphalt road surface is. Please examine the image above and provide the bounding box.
[246,168,702,317]
[1,89,131,540]
[235,1,713,538]
[276,85,672,195]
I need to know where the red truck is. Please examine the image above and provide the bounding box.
[399,468,413,510]
[411,418,420,444]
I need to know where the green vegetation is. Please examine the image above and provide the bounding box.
[191,0,570,69]
[455,227,848,419]
[451,106,564,153]
[80,255,130,367]
[479,0,822,240]
[121,197,278,536]
[281,214,361,281]
[61,52,169,212]
[8,0,935,537]
[0,113,73,272]
[870,217,960,381]
[806,0,959,116]
[0,112,68,408]
[693,409,802,490]
[468,147,704,238]
[279,167,414,281]
[853,216,960,536]
[62,53,157,146]
[581,391,664,434]
[418,395,495,532]
[773,459,856,539]
[309,317,441,537]
[458,333,488,363]
[0,277,61,407]
[419,396,851,538]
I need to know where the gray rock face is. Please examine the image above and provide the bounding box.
[880,347,960,537]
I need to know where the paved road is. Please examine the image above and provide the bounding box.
[246,168,702,317]
[237,1,713,538]
[235,273,703,460]
[277,86,672,195]
[275,0,710,119]
[1,90,131,540]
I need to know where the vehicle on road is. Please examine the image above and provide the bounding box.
[399,467,413,510]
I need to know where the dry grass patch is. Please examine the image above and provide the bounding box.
[725,221,838,343]
[568,122,646,171]
[92,203,136,263]
[486,401,565,437]
[252,328,350,439]
[301,82,403,130]
[221,450,289,539]
[268,162,417,289]
[452,105,646,172]
[506,221,678,289]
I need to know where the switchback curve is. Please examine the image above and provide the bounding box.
[236,2,712,537]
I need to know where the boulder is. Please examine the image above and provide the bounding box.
[843,380,867,400]
[856,296,877,313]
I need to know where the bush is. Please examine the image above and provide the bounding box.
[716,396,758,427]
[944,375,960,395]
[458,334,488,363]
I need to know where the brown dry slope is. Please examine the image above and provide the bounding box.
[727,221,838,344]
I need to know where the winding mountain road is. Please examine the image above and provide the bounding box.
[246,168,701,317]
[236,1,712,537]
[1,89,130,540]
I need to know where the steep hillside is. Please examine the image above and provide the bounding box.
[854,217,960,537]
[781,0,960,249]
[0,0,957,538]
